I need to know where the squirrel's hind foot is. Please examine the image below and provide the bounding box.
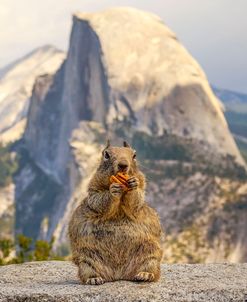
[86,277,105,285]
[134,272,155,282]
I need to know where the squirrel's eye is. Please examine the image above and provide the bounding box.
[104,151,110,160]
[133,153,137,160]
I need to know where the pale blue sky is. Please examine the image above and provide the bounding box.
[0,0,246,93]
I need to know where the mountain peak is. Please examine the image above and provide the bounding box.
[74,6,163,23]
[0,45,65,144]
[69,8,244,166]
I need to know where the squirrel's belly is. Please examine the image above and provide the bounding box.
[80,220,150,246]
[76,219,161,279]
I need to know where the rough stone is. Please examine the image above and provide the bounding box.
[0,261,247,302]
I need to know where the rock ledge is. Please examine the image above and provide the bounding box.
[0,261,247,301]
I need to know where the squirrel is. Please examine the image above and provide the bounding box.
[68,140,163,285]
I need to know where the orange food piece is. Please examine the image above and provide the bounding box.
[116,172,128,183]
[110,172,130,191]
[110,175,123,185]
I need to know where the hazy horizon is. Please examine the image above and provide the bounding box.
[0,0,246,93]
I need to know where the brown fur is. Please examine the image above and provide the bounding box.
[68,142,163,285]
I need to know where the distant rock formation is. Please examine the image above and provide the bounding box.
[213,86,247,113]
[0,45,65,144]
[0,45,65,240]
[212,86,247,163]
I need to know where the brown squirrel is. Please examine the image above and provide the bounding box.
[68,140,163,285]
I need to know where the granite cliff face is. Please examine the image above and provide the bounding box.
[2,8,247,262]
[73,9,239,160]
[0,46,65,239]
[24,8,245,179]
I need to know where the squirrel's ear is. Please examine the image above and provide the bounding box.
[105,139,110,148]
[123,141,130,148]
[102,139,110,155]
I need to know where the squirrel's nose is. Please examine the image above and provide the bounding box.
[118,162,128,171]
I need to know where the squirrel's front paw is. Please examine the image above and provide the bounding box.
[110,183,124,198]
[127,176,139,190]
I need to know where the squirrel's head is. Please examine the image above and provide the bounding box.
[98,140,138,176]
